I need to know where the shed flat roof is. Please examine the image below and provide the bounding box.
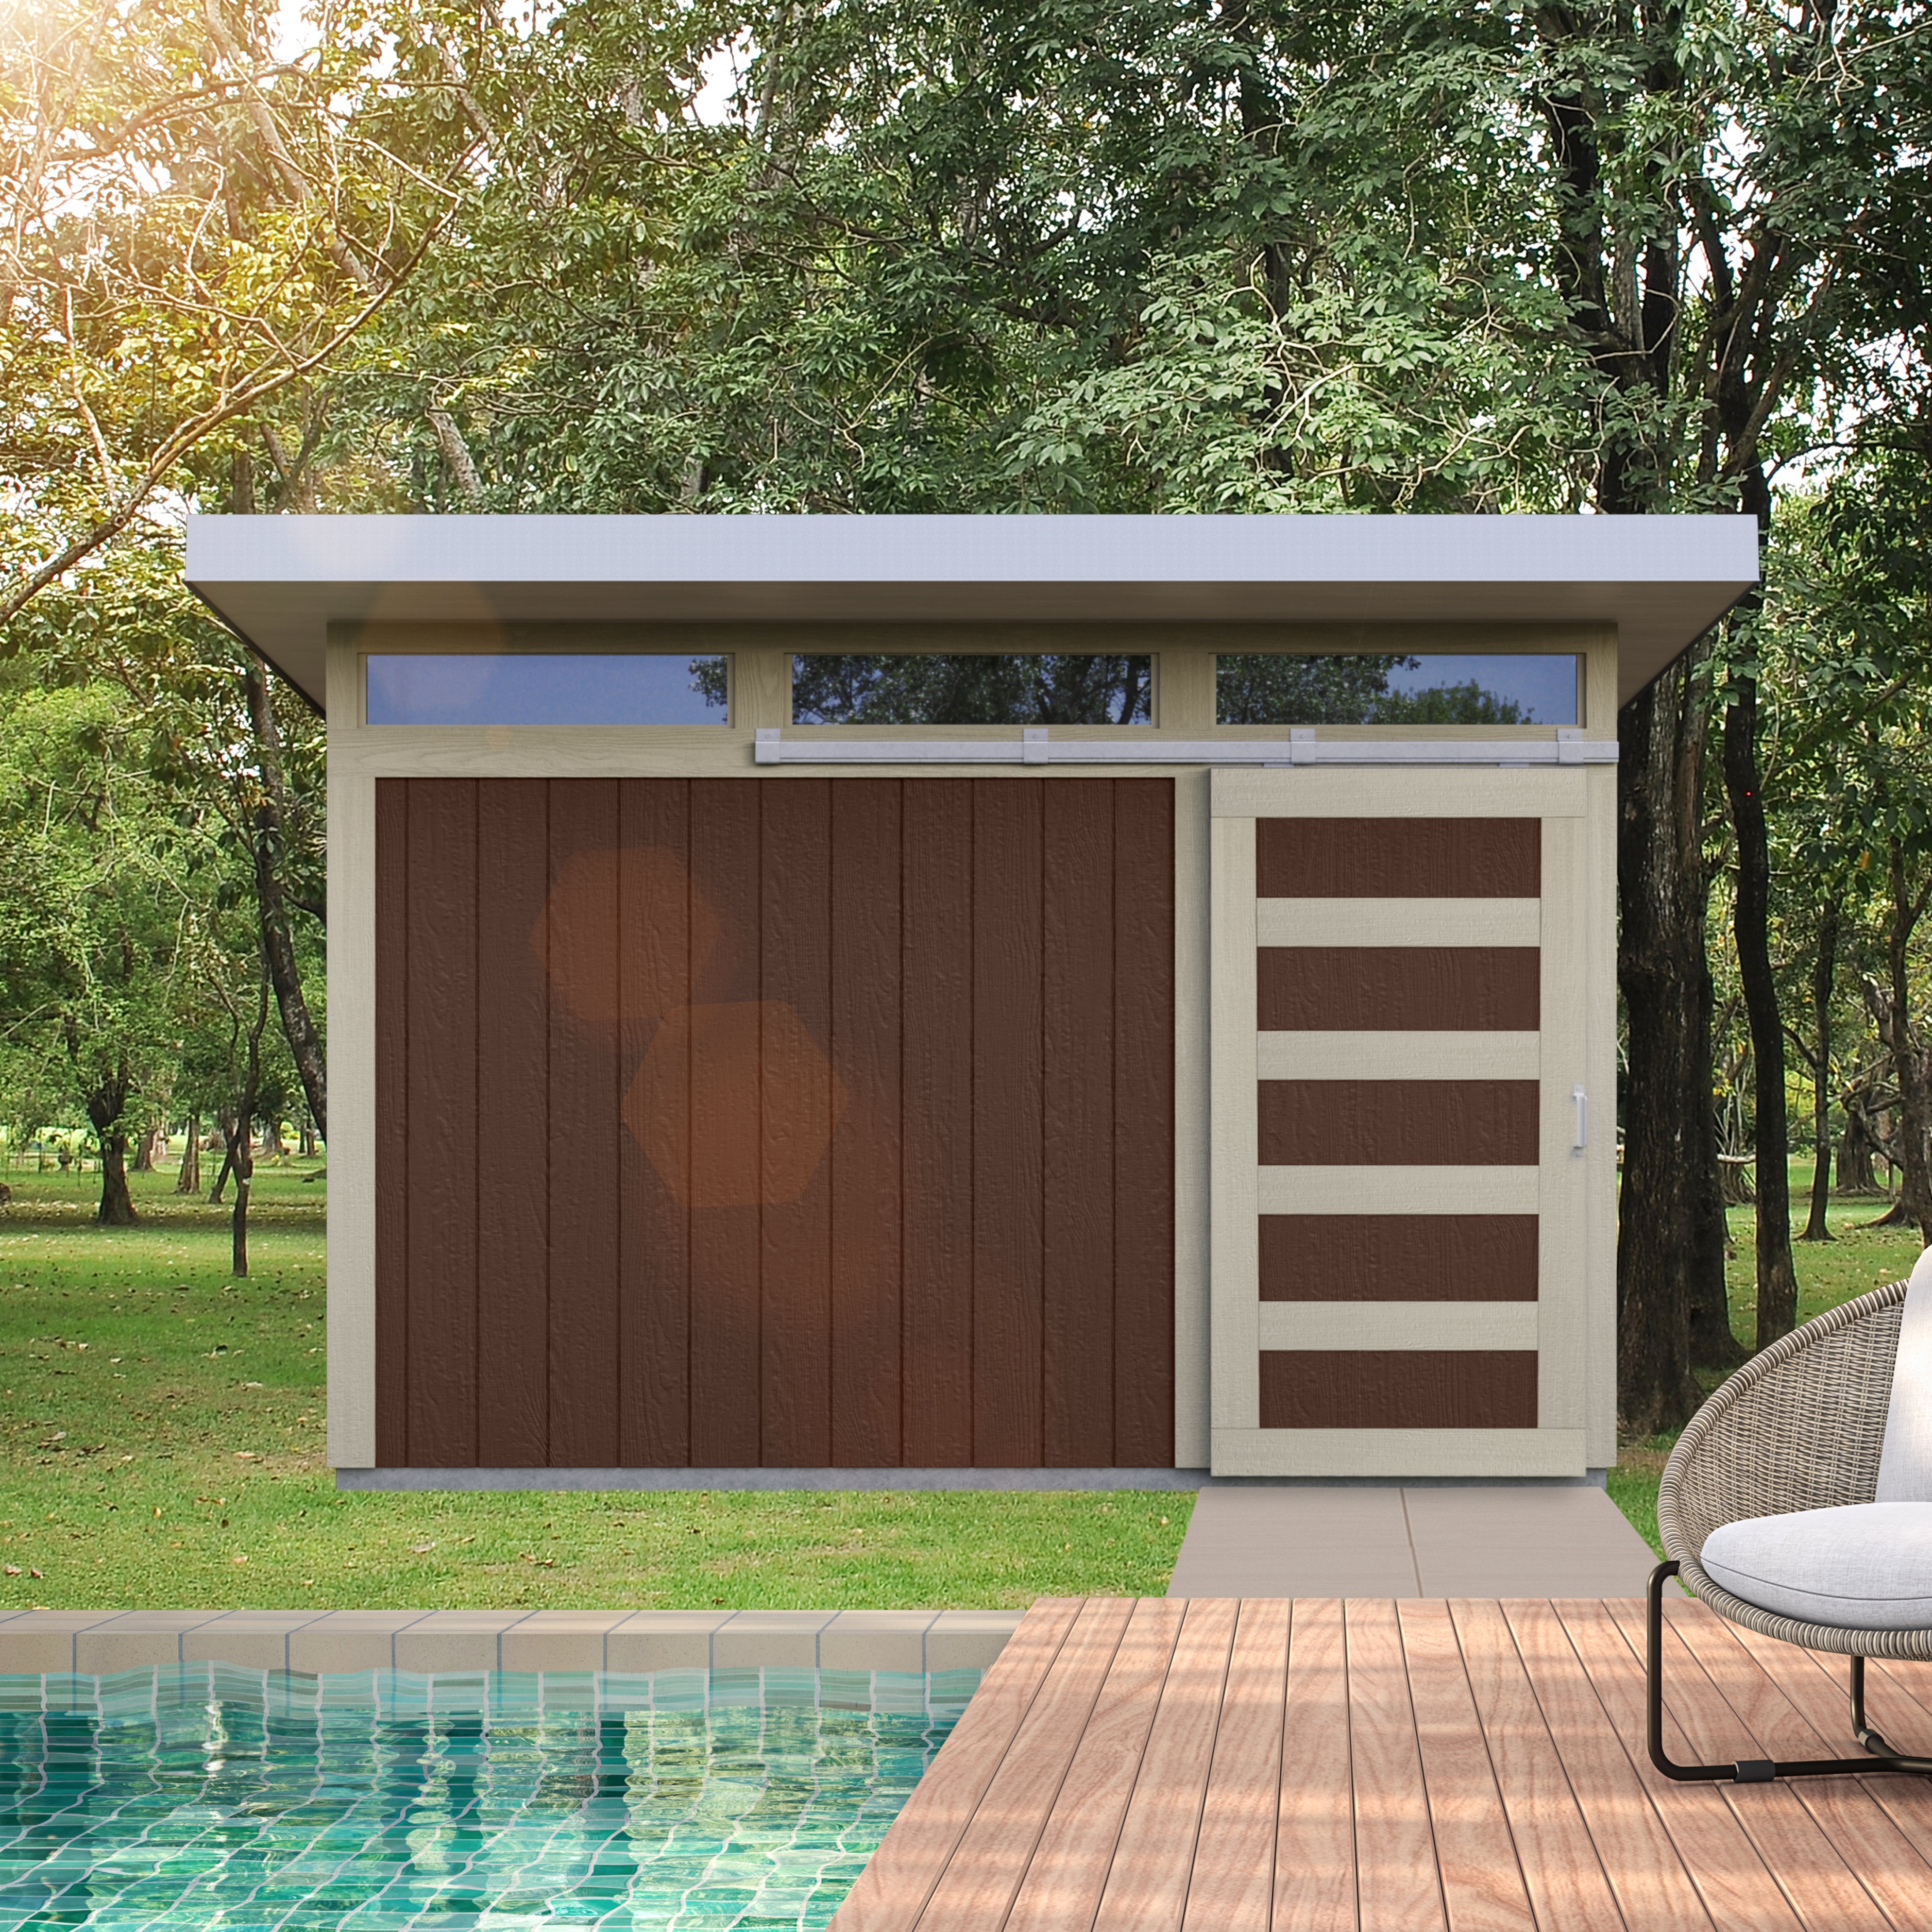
[185,512,1758,713]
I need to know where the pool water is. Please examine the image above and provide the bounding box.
[0,1666,978,1930]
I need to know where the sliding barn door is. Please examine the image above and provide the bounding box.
[1209,768,1598,1477]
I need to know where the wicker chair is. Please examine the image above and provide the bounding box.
[1651,1272,1932,1783]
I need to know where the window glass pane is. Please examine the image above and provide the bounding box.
[366,654,728,725]
[1216,653,1578,726]
[792,653,1153,725]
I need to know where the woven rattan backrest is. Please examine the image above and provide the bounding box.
[1660,1281,1906,1564]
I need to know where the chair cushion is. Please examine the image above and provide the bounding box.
[1877,1245,1932,1501]
[1701,1501,1932,1631]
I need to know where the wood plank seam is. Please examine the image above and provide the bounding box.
[1445,1599,1626,1932]
[1498,1598,1722,1931]
[1541,1598,1797,1932]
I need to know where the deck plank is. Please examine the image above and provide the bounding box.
[1547,1599,1802,1932]
[1178,1598,1290,1932]
[1502,1599,1723,1932]
[1398,1599,1538,1932]
[828,1596,1084,1932]
[916,1595,1138,1932]
[1272,1597,1359,1932]
[1346,1598,1449,1932]
[833,1596,1932,1932]
[1004,1597,1185,1932]
[1447,1600,1625,1932]
[1092,1597,1239,1932]
[1616,1597,1930,1932]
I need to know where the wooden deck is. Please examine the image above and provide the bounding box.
[832,1595,1932,1931]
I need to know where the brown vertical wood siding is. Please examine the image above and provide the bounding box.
[374,776,1175,1468]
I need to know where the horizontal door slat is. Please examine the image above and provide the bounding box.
[1261,1213,1538,1302]
[1259,1350,1538,1429]
[1260,1167,1539,1214]
[1259,1079,1539,1166]
[1258,1302,1538,1351]
[1211,1426,1584,1478]
[1258,1032,1538,1082]
[1258,900,1540,948]
[1259,948,1539,1031]
[1257,818,1539,897]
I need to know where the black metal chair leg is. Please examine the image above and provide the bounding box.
[1646,1561,1932,1783]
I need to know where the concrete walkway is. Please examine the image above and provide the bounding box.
[1167,1485,1659,1598]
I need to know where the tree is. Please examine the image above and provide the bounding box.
[0,0,479,627]
[0,682,210,1222]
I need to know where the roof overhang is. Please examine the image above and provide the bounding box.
[185,512,1759,715]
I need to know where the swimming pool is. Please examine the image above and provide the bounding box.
[0,1665,979,1929]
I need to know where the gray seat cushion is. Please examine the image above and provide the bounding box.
[1877,1245,1932,1500]
[1701,1501,1932,1631]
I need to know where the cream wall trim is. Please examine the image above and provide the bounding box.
[1209,816,1261,1432]
[1584,764,1619,1464]
[1256,1302,1539,1352]
[1257,900,1540,949]
[755,730,1617,767]
[1172,771,1212,1467]
[1536,815,1590,1436]
[1212,767,1587,819]
[1210,1427,1586,1478]
[1256,1032,1539,1082]
[1259,1166,1541,1216]
[326,638,378,1469]
[1159,652,1216,733]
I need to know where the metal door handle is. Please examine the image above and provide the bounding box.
[1573,1086,1587,1150]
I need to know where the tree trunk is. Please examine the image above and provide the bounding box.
[244,656,327,1139]
[84,1063,138,1226]
[1801,903,1840,1241]
[1618,654,1726,1428]
[1721,665,1799,1347]
[231,1127,253,1278]
[231,982,268,1279]
[1838,1090,1883,1193]
[131,1122,160,1173]
[1886,841,1932,1244]
[208,1110,235,1205]
[175,1113,201,1194]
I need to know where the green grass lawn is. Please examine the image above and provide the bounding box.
[0,1164,1189,1612]
[7,1154,1908,1606]
[1608,1163,1924,1556]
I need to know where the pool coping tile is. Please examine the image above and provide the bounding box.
[605,1612,735,1673]
[0,1611,118,1675]
[182,1612,334,1671]
[74,1611,227,1674]
[393,1610,535,1675]
[498,1611,629,1674]
[286,1611,433,1676]
[711,1611,838,1670]
[818,1611,939,1674]
[2,1605,1024,1676]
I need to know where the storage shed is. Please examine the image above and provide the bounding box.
[187,514,1758,1486]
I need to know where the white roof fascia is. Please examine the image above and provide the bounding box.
[185,512,1759,715]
